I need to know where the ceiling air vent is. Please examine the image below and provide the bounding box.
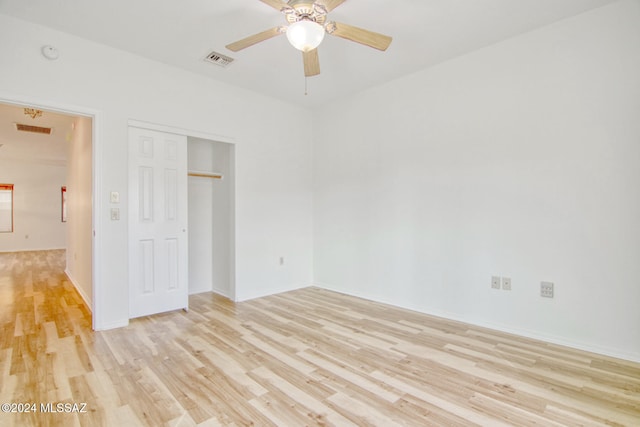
[15,123,52,135]
[204,51,234,68]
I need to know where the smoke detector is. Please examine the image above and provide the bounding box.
[42,45,59,60]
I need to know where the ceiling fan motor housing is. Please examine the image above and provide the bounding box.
[284,0,327,25]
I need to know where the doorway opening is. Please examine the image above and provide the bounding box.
[0,99,96,326]
[188,137,234,298]
[127,121,235,319]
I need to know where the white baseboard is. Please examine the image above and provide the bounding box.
[236,282,309,302]
[312,282,640,364]
[211,287,232,299]
[93,319,129,331]
[0,247,66,254]
[64,268,92,313]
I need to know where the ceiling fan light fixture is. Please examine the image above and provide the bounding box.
[286,20,325,52]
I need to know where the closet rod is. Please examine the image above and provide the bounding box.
[188,172,223,179]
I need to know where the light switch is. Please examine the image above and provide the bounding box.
[110,208,120,221]
[110,191,120,203]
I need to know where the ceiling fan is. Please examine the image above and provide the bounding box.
[225,0,392,77]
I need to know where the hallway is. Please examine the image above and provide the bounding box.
[0,250,93,425]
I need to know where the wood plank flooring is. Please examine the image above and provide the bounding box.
[1,250,639,426]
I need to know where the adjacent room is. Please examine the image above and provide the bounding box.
[0,0,638,425]
[0,102,92,306]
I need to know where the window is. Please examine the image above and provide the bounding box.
[61,186,67,222]
[0,184,14,233]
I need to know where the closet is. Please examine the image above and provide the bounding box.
[187,137,233,298]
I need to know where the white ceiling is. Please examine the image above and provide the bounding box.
[0,0,618,108]
[0,103,74,166]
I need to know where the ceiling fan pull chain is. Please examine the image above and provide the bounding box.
[305,76,308,96]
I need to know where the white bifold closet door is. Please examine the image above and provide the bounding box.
[128,126,188,318]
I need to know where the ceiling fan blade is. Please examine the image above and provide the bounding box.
[258,0,287,11]
[328,22,392,51]
[225,27,284,52]
[317,0,347,12]
[303,48,320,77]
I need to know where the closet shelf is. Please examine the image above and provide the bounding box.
[188,171,223,179]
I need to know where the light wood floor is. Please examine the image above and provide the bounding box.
[1,250,639,426]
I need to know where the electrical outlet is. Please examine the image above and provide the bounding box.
[541,281,554,298]
[110,191,120,204]
[502,277,512,291]
[110,208,120,221]
[491,276,501,289]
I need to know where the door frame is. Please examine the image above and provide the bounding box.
[127,119,237,300]
[0,92,102,329]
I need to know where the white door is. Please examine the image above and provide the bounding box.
[128,127,188,318]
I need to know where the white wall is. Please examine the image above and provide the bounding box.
[313,0,640,361]
[0,13,313,328]
[0,159,66,252]
[65,116,93,306]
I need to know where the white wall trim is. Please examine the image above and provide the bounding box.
[65,268,92,312]
[94,320,129,331]
[128,119,236,144]
[0,93,98,119]
[129,119,238,305]
[313,282,640,364]
[0,92,103,331]
[0,247,66,254]
[236,282,309,303]
[211,289,232,299]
